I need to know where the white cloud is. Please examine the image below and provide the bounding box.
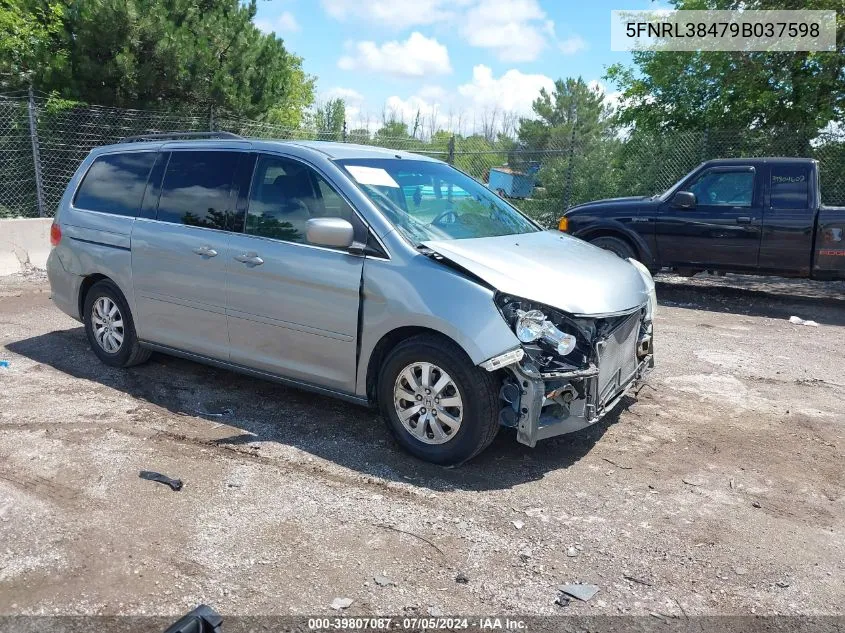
[320,0,467,29]
[337,32,452,78]
[255,11,300,34]
[460,0,550,62]
[558,35,587,55]
[458,64,554,117]
[322,87,365,103]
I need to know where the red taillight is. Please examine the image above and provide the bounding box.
[50,223,62,247]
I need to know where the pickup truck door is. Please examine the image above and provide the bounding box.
[656,165,762,269]
[759,163,815,276]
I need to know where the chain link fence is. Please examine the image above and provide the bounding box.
[2,94,844,222]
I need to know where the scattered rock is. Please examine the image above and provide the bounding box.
[776,581,790,589]
[374,575,394,587]
[734,567,748,576]
[511,520,525,530]
[558,584,600,602]
[455,572,469,584]
[428,606,444,616]
[566,546,578,558]
[518,549,532,562]
[330,598,353,610]
[683,477,704,487]
[752,501,762,508]
[554,594,570,608]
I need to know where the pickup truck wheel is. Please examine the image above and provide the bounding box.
[590,235,636,260]
[377,334,500,465]
[83,280,151,368]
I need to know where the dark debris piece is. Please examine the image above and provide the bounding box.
[139,470,183,491]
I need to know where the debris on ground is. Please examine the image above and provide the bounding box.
[373,575,394,587]
[139,470,183,491]
[566,546,578,558]
[752,501,762,508]
[623,574,653,587]
[511,520,524,530]
[788,316,819,327]
[558,584,600,602]
[554,594,570,608]
[776,581,791,589]
[330,597,353,610]
[455,572,469,584]
[683,477,704,486]
[0,360,9,368]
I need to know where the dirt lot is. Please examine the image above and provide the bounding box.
[0,270,843,617]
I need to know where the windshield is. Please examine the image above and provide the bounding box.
[336,158,539,245]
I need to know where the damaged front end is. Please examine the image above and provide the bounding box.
[482,294,654,447]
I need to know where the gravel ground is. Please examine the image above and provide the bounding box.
[0,270,843,617]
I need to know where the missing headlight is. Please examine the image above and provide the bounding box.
[496,294,592,371]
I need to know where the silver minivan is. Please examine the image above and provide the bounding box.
[47,133,655,464]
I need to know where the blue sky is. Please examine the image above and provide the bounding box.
[254,0,661,132]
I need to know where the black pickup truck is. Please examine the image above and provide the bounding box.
[561,158,845,280]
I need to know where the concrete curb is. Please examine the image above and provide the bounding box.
[0,218,53,276]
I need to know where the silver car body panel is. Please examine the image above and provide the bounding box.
[47,138,654,448]
[423,230,650,316]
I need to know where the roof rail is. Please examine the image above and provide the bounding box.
[119,131,243,143]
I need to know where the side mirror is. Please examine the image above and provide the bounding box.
[306,217,354,249]
[671,191,696,209]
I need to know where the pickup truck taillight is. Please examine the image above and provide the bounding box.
[50,222,62,246]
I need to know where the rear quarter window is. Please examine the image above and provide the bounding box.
[73,152,157,216]
[770,165,810,209]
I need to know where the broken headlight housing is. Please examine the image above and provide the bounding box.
[495,294,594,371]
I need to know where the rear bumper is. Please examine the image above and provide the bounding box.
[46,248,83,322]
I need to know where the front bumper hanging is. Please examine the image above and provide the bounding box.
[493,314,654,447]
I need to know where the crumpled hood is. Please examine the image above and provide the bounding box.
[423,230,649,316]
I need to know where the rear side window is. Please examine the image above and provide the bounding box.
[770,165,809,209]
[74,152,156,216]
[157,151,240,229]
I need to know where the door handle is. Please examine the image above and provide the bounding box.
[234,253,264,267]
[192,245,218,257]
[736,216,753,224]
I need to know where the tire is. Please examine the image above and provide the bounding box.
[83,279,151,368]
[377,334,500,465]
[590,235,636,260]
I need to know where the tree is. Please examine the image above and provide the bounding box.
[314,98,345,140]
[0,0,65,88]
[516,77,619,220]
[2,0,315,119]
[606,0,845,142]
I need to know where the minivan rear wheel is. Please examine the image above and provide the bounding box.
[377,334,500,465]
[83,280,151,368]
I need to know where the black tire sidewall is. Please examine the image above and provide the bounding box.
[83,281,138,368]
[378,338,497,466]
[592,236,635,260]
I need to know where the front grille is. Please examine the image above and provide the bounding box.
[596,312,641,404]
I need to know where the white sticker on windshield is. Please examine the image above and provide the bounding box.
[346,165,400,188]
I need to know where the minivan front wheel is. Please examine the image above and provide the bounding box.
[83,280,151,368]
[378,334,500,465]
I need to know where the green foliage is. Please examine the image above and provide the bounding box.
[516,77,620,222]
[2,0,315,119]
[0,0,65,88]
[606,0,845,143]
[314,98,345,141]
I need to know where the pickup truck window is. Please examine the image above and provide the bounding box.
[688,169,754,207]
[770,165,809,209]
